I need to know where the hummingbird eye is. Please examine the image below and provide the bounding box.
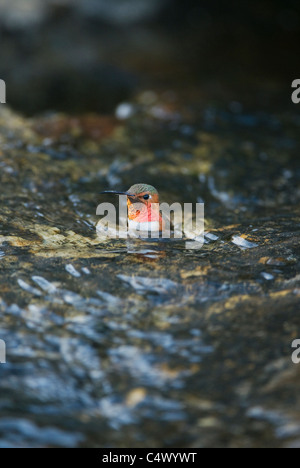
[143,194,150,200]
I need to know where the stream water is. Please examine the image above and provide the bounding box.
[0,92,299,447]
[0,0,300,448]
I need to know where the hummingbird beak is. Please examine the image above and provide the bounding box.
[100,190,138,200]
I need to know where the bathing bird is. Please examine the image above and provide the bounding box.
[100,183,165,233]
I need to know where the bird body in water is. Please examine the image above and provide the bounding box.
[98,183,205,248]
[100,183,165,235]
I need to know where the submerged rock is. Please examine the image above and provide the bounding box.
[0,92,299,448]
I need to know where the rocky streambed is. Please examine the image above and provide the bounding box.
[0,88,299,447]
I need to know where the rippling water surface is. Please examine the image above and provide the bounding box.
[0,79,300,447]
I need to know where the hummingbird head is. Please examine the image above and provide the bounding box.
[125,184,160,222]
[100,183,159,203]
[126,184,159,204]
[100,183,161,223]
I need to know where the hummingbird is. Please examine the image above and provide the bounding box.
[100,183,165,234]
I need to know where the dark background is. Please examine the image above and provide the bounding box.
[0,0,299,115]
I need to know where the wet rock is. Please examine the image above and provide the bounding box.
[0,83,299,448]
